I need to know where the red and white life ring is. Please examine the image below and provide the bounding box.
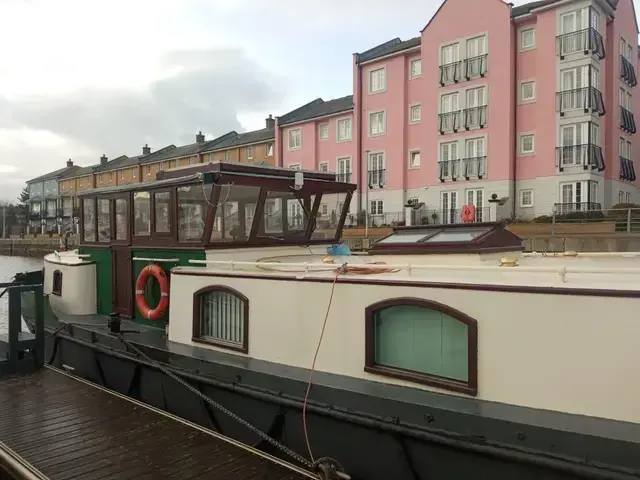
[135,264,169,320]
[461,204,476,223]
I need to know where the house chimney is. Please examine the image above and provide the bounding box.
[100,154,108,165]
[196,131,205,143]
[142,144,151,155]
[66,159,73,168]
[265,114,275,129]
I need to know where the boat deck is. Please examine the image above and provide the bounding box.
[0,367,313,480]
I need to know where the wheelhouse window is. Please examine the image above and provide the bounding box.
[82,198,96,242]
[365,298,478,395]
[210,185,261,243]
[115,198,129,240]
[154,191,171,233]
[133,192,151,236]
[178,184,212,242]
[52,270,62,296]
[97,199,111,242]
[192,286,248,353]
[258,189,314,239]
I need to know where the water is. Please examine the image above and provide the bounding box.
[0,256,44,334]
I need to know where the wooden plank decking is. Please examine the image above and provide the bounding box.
[0,367,313,480]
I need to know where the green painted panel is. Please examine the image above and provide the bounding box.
[130,249,205,328]
[79,246,112,315]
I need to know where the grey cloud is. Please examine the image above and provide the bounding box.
[0,46,286,164]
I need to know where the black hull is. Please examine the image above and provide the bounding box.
[20,318,639,480]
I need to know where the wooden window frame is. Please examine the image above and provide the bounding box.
[364,297,478,396]
[52,270,63,296]
[192,285,249,354]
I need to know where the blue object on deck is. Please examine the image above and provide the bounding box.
[327,243,351,256]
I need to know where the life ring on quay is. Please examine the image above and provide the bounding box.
[461,204,476,223]
[135,264,169,320]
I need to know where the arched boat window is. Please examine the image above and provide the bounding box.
[192,286,249,353]
[52,270,63,296]
[365,298,478,396]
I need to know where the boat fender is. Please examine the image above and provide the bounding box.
[135,264,170,320]
[326,243,351,256]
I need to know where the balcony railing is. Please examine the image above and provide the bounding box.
[556,87,605,117]
[554,202,602,214]
[463,156,486,179]
[619,156,637,182]
[556,27,605,60]
[29,212,41,221]
[438,159,461,181]
[463,54,488,80]
[620,56,638,87]
[367,169,386,187]
[463,106,487,129]
[439,61,461,85]
[555,144,605,172]
[620,106,637,134]
[335,173,352,183]
[438,111,461,134]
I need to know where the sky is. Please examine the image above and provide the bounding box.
[0,0,628,201]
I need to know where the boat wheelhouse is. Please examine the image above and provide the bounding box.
[24,162,640,480]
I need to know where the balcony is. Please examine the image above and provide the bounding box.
[439,61,461,85]
[463,156,486,179]
[29,212,41,221]
[620,106,637,134]
[335,173,352,183]
[620,56,638,87]
[556,87,605,117]
[619,156,637,182]
[463,106,487,130]
[554,202,601,214]
[463,54,488,80]
[555,144,605,172]
[556,28,605,60]
[367,169,386,188]
[438,159,461,182]
[438,111,461,134]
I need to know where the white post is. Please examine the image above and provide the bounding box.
[405,206,413,226]
[2,205,5,239]
[364,149,369,238]
[487,194,499,222]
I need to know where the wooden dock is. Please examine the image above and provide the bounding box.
[0,281,314,480]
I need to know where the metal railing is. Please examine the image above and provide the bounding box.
[463,106,487,129]
[438,111,461,133]
[556,87,605,116]
[555,144,605,171]
[463,54,488,79]
[534,207,640,235]
[620,55,638,87]
[619,157,637,182]
[556,27,605,59]
[620,106,637,134]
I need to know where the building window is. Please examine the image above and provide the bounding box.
[247,146,253,160]
[519,134,535,155]
[132,168,136,178]
[336,118,352,142]
[120,170,125,180]
[410,58,422,78]
[319,124,329,140]
[320,204,329,216]
[368,111,386,136]
[369,67,386,93]
[225,150,231,162]
[337,157,352,182]
[520,189,534,207]
[369,200,384,215]
[146,165,151,176]
[618,191,631,204]
[319,162,329,172]
[520,28,535,50]
[409,150,420,168]
[288,129,302,150]
[365,298,478,395]
[409,104,421,123]
[192,286,248,353]
[368,152,385,186]
[52,270,63,296]
[266,142,274,157]
[289,163,302,170]
[520,81,535,102]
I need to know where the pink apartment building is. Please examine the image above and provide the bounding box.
[274,0,638,222]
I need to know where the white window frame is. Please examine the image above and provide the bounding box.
[320,204,329,216]
[120,170,125,180]
[368,66,387,94]
[337,157,352,178]
[247,145,253,160]
[336,117,352,142]
[409,58,422,78]
[368,110,386,137]
[520,189,534,207]
[409,103,421,124]
[440,43,459,66]
[266,142,274,157]
[520,28,536,51]
[466,86,486,108]
[367,152,385,187]
[369,199,384,216]
[520,80,536,102]
[288,163,302,170]
[440,92,459,113]
[318,123,329,140]
[466,36,487,58]
[519,133,535,155]
[408,150,421,169]
[288,128,302,151]
[319,162,329,172]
